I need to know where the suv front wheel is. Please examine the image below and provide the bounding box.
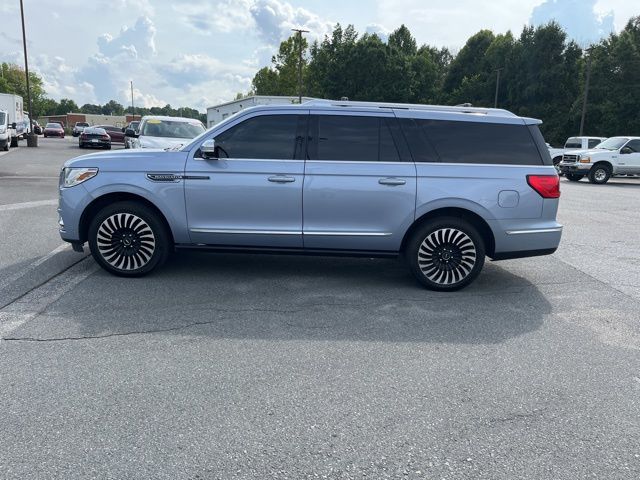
[88,201,170,276]
[406,217,485,291]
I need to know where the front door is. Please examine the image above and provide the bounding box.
[303,112,417,252]
[620,139,640,174]
[184,111,307,248]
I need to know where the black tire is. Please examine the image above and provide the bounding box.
[79,143,84,148]
[565,173,583,182]
[552,157,563,176]
[105,145,111,150]
[88,201,171,277]
[406,217,485,291]
[3,142,8,151]
[588,163,612,184]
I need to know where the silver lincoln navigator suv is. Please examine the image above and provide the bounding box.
[58,100,562,291]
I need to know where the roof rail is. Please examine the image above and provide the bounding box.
[302,99,517,117]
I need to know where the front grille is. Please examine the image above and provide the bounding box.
[562,154,578,163]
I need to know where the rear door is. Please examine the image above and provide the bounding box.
[184,111,307,248]
[303,112,416,252]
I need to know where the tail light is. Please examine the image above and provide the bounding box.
[527,175,560,198]
[101,135,110,140]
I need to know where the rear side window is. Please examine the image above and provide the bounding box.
[214,115,303,160]
[311,115,400,162]
[410,119,544,165]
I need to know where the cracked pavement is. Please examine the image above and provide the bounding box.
[1,139,640,479]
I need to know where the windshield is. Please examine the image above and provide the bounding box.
[596,137,629,150]
[564,138,581,149]
[141,119,205,139]
[46,123,60,128]
[77,122,89,127]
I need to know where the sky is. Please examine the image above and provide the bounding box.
[0,0,637,112]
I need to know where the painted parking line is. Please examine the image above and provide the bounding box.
[0,199,57,212]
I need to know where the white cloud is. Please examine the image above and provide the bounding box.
[120,86,166,109]
[531,0,615,45]
[365,23,392,42]
[97,16,156,59]
[249,0,334,45]
[157,54,254,89]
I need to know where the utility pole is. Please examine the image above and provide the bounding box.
[130,80,135,120]
[494,68,503,108]
[19,0,35,145]
[579,51,592,136]
[291,28,309,104]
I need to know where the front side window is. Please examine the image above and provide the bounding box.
[588,139,602,149]
[624,140,640,152]
[214,114,303,160]
[311,115,400,162]
[412,119,543,165]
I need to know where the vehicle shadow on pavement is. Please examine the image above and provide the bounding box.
[28,252,550,345]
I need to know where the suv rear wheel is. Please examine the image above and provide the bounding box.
[406,217,485,291]
[88,201,170,276]
[588,163,612,184]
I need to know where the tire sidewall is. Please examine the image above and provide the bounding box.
[406,217,486,291]
[88,201,170,277]
[589,164,611,184]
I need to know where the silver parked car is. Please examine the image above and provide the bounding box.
[57,100,562,291]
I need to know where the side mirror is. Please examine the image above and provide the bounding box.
[121,127,125,133]
[200,139,218,159]
[620,147,633,154]
[11,122,16,129]
[125,128,138,138]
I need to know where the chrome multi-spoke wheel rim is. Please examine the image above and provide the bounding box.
[594,169,607,182]
[418,228,477,285]
[97,213,156,270]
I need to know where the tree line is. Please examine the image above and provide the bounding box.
[0,62,206,124]
[251,18,640,145]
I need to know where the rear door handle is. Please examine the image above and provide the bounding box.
[378,177,406,186]
[268,175,295,183]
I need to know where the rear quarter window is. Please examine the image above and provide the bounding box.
[404,119,545,165]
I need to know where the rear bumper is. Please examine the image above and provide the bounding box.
[489,220,562,259]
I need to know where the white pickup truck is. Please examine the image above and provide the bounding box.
[559,136,640,184]
[548,136,607,172]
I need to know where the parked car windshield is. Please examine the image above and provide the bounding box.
[595,137,629,150]
[46,123,61,128]
[564,137,582,148]
[141,119,205,139]
[76,122,89,127]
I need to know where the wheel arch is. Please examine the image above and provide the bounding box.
[591,160,613,171]
[79,192,175,245]
[401,207,496,257]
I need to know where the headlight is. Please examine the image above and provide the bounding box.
[579,156,591,163]
[62,167,98,187]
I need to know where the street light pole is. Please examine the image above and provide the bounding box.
[291,28,309,104]
[19,0,35,145]
[130,81,135,120]
[494,68,503,108]
[579,51,592,136]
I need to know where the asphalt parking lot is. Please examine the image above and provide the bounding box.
[1,137,639,479]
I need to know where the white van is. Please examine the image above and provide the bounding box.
[0,93,25,147]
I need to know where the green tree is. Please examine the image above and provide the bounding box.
[55,98,79,115]
[80,103,103,114]
[102,100,124,115]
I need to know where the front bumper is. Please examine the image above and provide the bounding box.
[559,162,591,174]
[58,183,94,243]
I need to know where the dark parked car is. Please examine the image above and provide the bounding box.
[43,122,65,138]
[78,127,111,149]
[33,121,42,135]
[96,125,125,144]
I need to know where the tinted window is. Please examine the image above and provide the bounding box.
[625,140,640,152]
[214,115,302,160]
[588,139,601,149]
[565,138,582,149]
[415,119,543,165]
[397,118,439,162]
[312,116,399,162]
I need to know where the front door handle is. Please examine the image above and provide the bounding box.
[378,177,406,186]
[268,175,295,183]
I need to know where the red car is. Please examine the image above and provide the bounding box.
[43,122,65,138]
[96,125,125,144]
